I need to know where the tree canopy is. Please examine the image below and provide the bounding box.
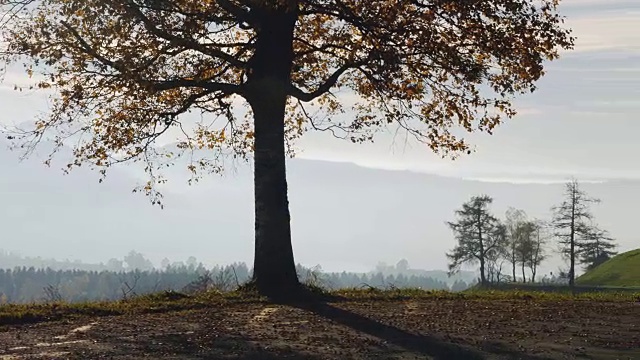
[579,224,617,271]
[2,0,574,180]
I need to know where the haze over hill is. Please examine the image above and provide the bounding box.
[1,139,638,277]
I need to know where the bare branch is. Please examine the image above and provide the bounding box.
[289,63,358,102]
[122,1,248,69]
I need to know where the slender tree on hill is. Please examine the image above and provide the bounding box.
[505,207,527,282]
[579,224,617,271]
[447,195,506,285]
[0,0,574,295]
[551,179,603,288]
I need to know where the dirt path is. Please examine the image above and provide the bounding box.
[1,298,639,359]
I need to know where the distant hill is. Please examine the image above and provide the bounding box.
[577,249,640,287]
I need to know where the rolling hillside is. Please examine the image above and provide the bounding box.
[577,249,640,287]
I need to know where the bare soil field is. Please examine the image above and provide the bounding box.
[1,296,639,359]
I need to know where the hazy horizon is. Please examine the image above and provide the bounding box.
[1,139,638,278]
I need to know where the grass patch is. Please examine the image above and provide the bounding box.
[463,287,640,302]
[0,289,267,327]
[335,286,640,302]
[577,248,640,287]
[1,286,638,327]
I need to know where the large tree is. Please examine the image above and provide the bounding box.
[551,179,602,288]
[0,0,574,295]
[447,195,505,284]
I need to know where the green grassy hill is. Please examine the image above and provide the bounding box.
[577,249,640,287]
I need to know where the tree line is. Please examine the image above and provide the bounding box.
[447,179,617,287]
[0,263,458,304]
[0,263,249,304]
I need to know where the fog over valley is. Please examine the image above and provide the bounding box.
[1,139,638,278]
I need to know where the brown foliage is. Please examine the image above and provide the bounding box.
[1,0,574,201]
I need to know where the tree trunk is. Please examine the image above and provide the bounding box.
[249,91,299,295]
[521,262,526,283]
[246,8,300,296]
[530,241,539,283]
[478,223,486,285]
[531,265,537,283]
[569,187,576,289]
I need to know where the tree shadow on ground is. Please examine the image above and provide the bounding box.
[292,301,550,360]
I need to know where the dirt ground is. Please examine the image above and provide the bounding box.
[0,298,639,359]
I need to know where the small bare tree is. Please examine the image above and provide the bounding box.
[505,207,527,282]
[527,220,549,283]
[486,257,508,284]
[43,283,63,303]
[182,271,213,294]
[119,272,141,300]
[298,265,330,289]
[212,268,236,292]
[182,267,239,294]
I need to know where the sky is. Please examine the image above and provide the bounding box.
[1,0,639,183]
[294,0,640,182]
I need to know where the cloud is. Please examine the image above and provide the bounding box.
[0,65,47,94]
[561,1,640,54]
[514,107,544,117]
[561,0,634,7]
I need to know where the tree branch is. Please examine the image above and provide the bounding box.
[288,63,356,102]
[145,78,242,95]
[217,0,256,27]
[61,21,242,96]
[122,0,248,69]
